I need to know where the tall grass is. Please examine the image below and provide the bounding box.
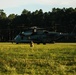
[0,43,76,75]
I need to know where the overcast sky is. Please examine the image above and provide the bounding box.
[0,0,76,16]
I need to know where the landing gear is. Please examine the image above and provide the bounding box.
[50,41,55,43]
[43,42,46,45]
[16,42,18,44]
[37,42,40,44]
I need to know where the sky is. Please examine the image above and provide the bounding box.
[0,0,76,16]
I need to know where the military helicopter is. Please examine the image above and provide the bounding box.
[14,26,76,44]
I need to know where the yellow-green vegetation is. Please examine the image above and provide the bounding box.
[0,43,76,75]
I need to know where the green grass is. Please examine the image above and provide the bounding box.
[0,43,76,75]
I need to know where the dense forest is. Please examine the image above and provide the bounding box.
[0,8,76,42]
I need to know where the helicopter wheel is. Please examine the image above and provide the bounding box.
[43,42,46,45]
[37,42,40,44]
[16,42,18,44]
[50,41,55,43]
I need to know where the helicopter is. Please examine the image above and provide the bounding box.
[14,26,76,44]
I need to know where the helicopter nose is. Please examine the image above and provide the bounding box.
[14,37,17,42]
[14,35,19,41]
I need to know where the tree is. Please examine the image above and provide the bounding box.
[21,9,30,15]
[8,14,16,20]
[0,9,6,19]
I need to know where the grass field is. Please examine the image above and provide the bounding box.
[0,43,76,75]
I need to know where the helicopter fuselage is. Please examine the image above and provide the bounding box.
[14,30,59,44]
[14,26,76,44]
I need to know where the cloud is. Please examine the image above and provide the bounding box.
[0,0,25,8]
[55,0,76,7]
[0,0,76,9]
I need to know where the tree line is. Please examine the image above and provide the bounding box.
[0,8,76,42]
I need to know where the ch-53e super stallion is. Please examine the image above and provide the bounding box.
[14,26,76,44]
